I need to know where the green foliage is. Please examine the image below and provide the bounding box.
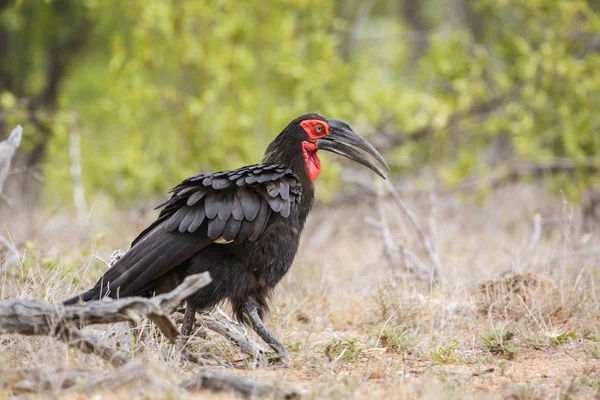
[371,324,416,355]
[552,331,577,345]
[58,0,353,204]
[430,338,461,365]
[322,336,365,363]
[480,324,520,358]
[1,0,600,207]
[416,0,600,197]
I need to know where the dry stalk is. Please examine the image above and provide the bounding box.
[0,233,19,273]
[0,125,22,198]
[384,180,442,281]
[69,112,88,223]
[523,213,542,264]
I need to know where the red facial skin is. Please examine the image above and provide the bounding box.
[300,119,329,181]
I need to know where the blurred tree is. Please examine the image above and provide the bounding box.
[50,0,351,205]
[0,0,90,202]
[0,0,599,211]
[346,0,600,202]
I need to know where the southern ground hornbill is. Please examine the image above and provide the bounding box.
[63,114,389,361]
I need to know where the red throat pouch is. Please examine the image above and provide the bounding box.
[302,141,321,181]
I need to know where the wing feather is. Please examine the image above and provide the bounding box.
[237,187,260,221]
[249,199,270,241]
[204,192,220,219]
[187,189,208,206]
[266,195,283,213]
[232,194,244,220]
[64,163,302,305]
[165,207,188,232]
[188,206,206,232]
[222,218,242,241]
[179,206,197,233]
[218,192,234,220]
[207,216,227,239]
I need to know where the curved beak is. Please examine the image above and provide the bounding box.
[317,119,390,179]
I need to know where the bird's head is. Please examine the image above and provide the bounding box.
[266,113,389,181]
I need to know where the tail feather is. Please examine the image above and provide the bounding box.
[61,224,212,305]
[62,289,96,305]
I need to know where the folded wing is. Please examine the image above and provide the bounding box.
[63,164,301,304]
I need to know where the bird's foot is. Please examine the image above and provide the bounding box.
[266,348,292,366]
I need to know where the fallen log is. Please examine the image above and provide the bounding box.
[2,362,300,398]
[0,272,211,366]
[182,367,299,399]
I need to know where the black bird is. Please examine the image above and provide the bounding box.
[64,114,389,360]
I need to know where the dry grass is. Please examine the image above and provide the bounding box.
[1,182,599,399]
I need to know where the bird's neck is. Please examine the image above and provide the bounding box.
[263,146,315,224]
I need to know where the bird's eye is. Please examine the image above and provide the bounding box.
[315,125,324,133]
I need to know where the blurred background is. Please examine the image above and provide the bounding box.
[0,0,599,231]
[1,3,600,394]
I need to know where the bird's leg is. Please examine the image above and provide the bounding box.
[244,299,291,362]
[181,302,198,338]
[178,303,227,367]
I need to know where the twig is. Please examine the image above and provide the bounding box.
[385,180,442,281]
[69,112,88,223]
[0,125,23,203]
[0,234,19,273]
[199,317,266,361]
[2,361,159,395]
[456,159,600,193]
[1,367,96,394]
[333,157,600,207]
[523,213,542,263]
[78,360,153,394]
[374,183,400,285]
[472,367,495,376]
[365,217,431,281]
[56,328,130,367]
[215,305,241,327]
[181,367,299,399]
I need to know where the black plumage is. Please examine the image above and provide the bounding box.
[63,114,389,361]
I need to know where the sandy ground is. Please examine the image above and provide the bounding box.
[1,182,599,398]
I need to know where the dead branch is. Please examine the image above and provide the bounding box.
[334,158,600,210]
[0,234,19,273]
[0,125,22,205]
[182,367,299,399]
[2,361,162,396]
[385,180,442,281]
[69,112,88,223]
[58,327,130,367]
[199,317,267,361]
[77,360,155,394]
[0,272,211,340]
[1,367,94,395]
[456,159,600,193]
[3,362,298,398]
[0,273,211,366]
